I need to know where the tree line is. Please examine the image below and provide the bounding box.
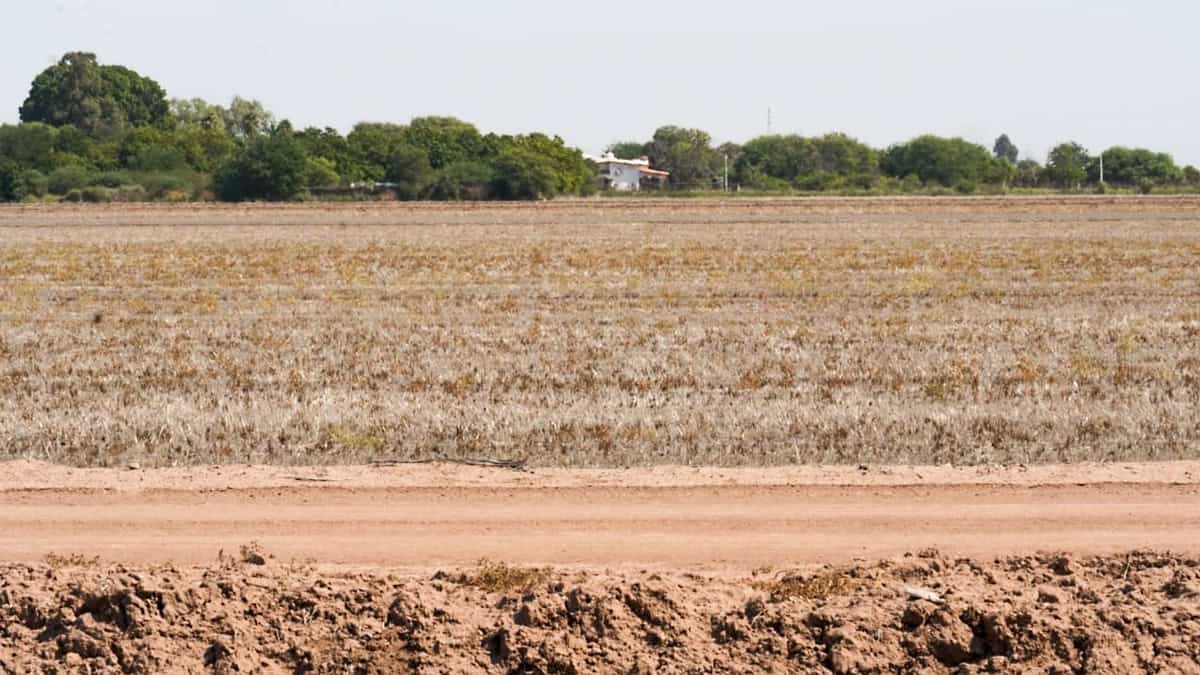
[618,129,1200,195]
[2,53,1198,203]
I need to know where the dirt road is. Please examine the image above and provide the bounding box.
[2,461,1199,570]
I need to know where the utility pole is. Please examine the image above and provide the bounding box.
[767,107,772,135]
[1099,152,1105,185]
[724,153,729,192]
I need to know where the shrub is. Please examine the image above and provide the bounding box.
[137,172,189,199]
[48,165,93,194]
[215,133,307,202]
[81,186,113,203]
[113,184,147,202]
[15,169,49,199]
[1136,178,1154,195]
[89,170,134,188]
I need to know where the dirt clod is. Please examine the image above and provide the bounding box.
[1,550,1199,672]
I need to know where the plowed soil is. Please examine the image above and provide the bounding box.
[3,461,1200,672]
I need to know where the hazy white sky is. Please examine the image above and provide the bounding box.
[4,0,1197,164]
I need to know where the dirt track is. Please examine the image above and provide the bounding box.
[3,461,1199,570]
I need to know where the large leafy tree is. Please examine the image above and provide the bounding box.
[993,134,1019,164]
[20,52,168,136]
[736,133,878,189]
[347,123,410,181]
[488,133,595,199]
[170,98,228,131]
[645,126,719,188]
[1044,142,1090,189]
[296,126,370,184]
[214,130,307,201]
[222,97,276,140]
[882,135,1009,188]
[403,116,484,170]
[384,145,435,199]
[1090,147,1182,187]
[606,141,647,160]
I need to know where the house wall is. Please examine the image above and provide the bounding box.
[602,163,644,191]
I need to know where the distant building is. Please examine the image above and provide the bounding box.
[587,152,670,191]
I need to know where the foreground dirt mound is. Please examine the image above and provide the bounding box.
[2,550,1199,674]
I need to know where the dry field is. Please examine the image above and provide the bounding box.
[1,197,1199,467]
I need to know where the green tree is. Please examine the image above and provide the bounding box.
[0,123,60,172]
[20,52,168,136]
[303,156,340,189]
[404,116,484,169]
[993,134,1019,164]
[222,97,276,140]
[490,145,559,200]
[882,135,1007,189]
[14,169,50,199]
[296,127,369,184]
[427,160,495,200]
[1045,142,1090,189]
[169,98,227,131]
[1090,147,1182,187]
[607,141,647,160]
[645,126,719,188]
[0,159,18,201]
[491,133,595,197]
[347,123,410,182]
[738,133,878,190]
[1184,166,1200,186]
[383,145,434,199]
[1014,159,1043,188]
[214,132,307,201]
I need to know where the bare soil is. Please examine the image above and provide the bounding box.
[2,461,1199,569]
[3,461,1200,672]
[3,546,1200,673]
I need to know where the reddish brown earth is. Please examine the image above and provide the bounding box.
[2,461,1200,672]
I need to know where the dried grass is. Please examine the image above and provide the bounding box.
[1,198,1198,467]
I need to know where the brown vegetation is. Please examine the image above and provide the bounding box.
[1,197,1198,467]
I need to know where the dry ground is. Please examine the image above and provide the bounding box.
[1,463,1200,673]
[3,546,1200,673]
[2,197,1199,467]
[3,198,1200,672]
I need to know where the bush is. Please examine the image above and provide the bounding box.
[113,184,147,202]
[48,165,93,194]
[0,160,18,201]
[15,169,49,199]
[954,180,978,195]
[137,172,190,200]
[81,186,113,203]
[89,170,134,188]
[1136,178,1154,195]
[427,160,495,200]
[215,133,307,202]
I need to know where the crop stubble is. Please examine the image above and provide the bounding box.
[1,197,1198,467]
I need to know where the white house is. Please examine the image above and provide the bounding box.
[587,152,670,191]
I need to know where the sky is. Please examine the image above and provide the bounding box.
[3,0,1198,165]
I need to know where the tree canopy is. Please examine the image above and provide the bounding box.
[882,136,1012,190]
[2,52,1198,203]
[20,52,168,136]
